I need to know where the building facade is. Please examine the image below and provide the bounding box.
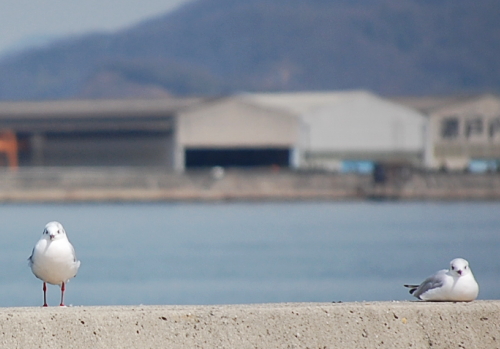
[0,92,431,173]
[243,91,428,172]
[426,95,500,171]
[0,98,201,168]
[174,97,300,172]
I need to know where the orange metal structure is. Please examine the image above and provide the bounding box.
[0,130,18,169]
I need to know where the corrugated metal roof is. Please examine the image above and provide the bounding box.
[239,90,427,153]
[430,94,500,116]
[388,95,487,114]
[0,97,205,132]
[177,97,298,147]
[0,97,205,119]
[240,90,375,115]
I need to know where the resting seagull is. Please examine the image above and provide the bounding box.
[29,221,81,306]
[404,258,479,302]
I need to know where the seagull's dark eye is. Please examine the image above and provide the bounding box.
[43,230,48,235]
[464,266,467,269]
[451,265,455,270]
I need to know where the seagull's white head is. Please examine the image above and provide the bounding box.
[43,221,67,241]
[449,258,472,277]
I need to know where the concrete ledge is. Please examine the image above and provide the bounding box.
[0,301,498,348]
[1,168,500,202]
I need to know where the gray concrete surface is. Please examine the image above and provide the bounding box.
[0,301,498,348]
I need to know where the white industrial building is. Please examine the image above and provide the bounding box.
[174,97,300,172]
[241,91,428,172]
[174,90,428,172]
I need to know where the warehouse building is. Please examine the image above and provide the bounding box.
[0,98,201,168]
[174,97,299,171]
[241,91,428,172]
[0,91,428,172]
[425,94,500,171]
[174,90,428,172]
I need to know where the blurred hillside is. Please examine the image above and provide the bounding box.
[0,0,499,100]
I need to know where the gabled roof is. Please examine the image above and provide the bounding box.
[239,90,376,115]
[0,97,204,119]
[0,97,205,132]
[237,90,427,153]
[389,95,483,114]
[429,94,500,117]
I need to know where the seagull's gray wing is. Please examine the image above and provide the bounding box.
[28,247,35,267]
[410,270,447,299]
[69,242,81,276]
[71,244,78,263]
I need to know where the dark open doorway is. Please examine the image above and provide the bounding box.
[185,148,290,168]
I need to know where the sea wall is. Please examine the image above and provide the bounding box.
[0,167,499,202]
[0,301,498,348]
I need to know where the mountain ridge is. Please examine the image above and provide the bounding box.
[0,0,499,100]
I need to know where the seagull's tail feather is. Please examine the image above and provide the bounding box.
[403,284,419,294]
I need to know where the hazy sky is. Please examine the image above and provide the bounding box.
[0,0,192,55]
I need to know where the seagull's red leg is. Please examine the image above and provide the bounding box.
[60,282,65,306]
[43,282,48,307]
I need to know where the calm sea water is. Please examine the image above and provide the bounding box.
[0,201,499,307]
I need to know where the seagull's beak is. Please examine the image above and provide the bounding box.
[49,234,56,240]
[457,270,463,276]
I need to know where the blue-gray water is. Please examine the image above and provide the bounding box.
[1,201,499,307]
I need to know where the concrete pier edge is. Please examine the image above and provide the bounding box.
[1,168,500,202]
[0,301,498,348]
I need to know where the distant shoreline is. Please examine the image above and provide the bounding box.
[0,167,499,203]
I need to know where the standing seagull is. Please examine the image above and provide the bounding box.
[29,221,81,307]
[404,258,479,302]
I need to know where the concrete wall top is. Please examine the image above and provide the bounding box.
[0,301,498,348]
